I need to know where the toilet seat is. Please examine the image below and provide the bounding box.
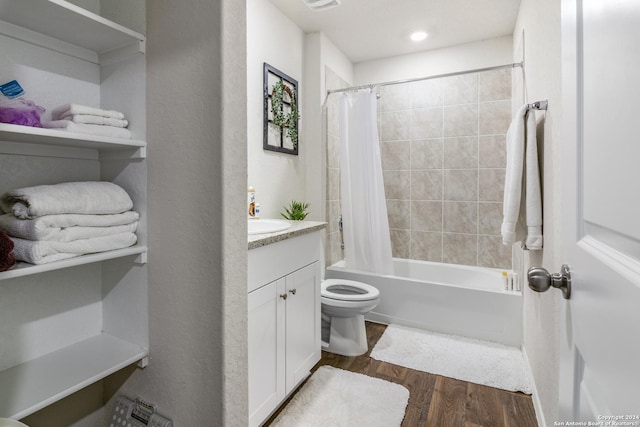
[321,279,380,302]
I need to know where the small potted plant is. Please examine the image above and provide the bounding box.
[280,200,310,221]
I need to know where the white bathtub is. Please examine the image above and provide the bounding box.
[325,259,522,346]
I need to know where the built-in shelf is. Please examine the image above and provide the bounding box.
[0,123,145,150]
[0,0,145,64]
[0,123,146,159]
[0,246,147,281]
[0,333,148,419]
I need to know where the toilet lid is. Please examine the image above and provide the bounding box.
[322,279,380,301]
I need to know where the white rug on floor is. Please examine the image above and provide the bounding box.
[271,365,409,427]
[370,324,532,394]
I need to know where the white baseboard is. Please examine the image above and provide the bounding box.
[522,345,547,427]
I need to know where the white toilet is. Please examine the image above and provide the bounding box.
[321,278,380,356]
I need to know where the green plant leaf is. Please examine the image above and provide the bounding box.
[280,200,310,221]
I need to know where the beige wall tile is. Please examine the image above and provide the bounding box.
[477,235,511,269]
[443,136,479,169]
[479,135,506,168]
[443,74,478,105]
[443,169,478,201]
[327,167,340,201]
[410,231,443,262]
[478,202,503,235]
[379,84,412,112]
[411,107,443,139]
[411,170,443,200]
[328,200,342,233]
[479,100,511,135]
[443,233,477,265]
[381,140,410,170]
[478,168,505,202]
[379,111,411,141]
[327,134,340,169]
[411,139,443,169]
[444,104,478,137]
[478,68,511,102]
[390,229,411,258]
[443,201,478,234]
[410,79,443,108]
[327,96,339,137]
[383,170,411,199]
[411,201,443,231]
[387,199,411,229]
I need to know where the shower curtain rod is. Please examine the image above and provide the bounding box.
[325,62,523,97]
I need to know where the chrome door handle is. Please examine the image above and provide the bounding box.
[280,293,288,300]
[288,288,296,295]
[527,264,571,299]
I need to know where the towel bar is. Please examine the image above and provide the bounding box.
[527,100,548,110]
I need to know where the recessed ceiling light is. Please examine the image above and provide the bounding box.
[410,31,428,42]
[302,0,341,11]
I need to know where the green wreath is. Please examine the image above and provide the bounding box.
[271,80,299,148]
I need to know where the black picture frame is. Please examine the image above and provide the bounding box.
[263,63,299,155]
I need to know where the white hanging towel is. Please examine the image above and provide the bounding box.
[501,104,543,250]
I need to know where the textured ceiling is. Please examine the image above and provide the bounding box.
[269,0,522,63]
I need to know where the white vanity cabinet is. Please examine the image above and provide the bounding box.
[248,228,323,427]
[0,0,147,420]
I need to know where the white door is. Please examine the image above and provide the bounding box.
[561,0,640,420]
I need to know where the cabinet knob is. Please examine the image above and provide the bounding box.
[280,293,288,300]
[288,288,297,295]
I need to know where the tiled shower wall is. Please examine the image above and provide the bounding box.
[325,67,513,269]
[379,68,512,269]
[325,67,347,266]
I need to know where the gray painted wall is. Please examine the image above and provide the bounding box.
[124,0,248,424]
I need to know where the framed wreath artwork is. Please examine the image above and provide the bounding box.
[264,63,299,155]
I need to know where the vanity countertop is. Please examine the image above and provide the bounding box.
[248,220,327,250]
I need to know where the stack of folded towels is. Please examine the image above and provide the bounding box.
[44,104,131,139]
[0,181,139,265]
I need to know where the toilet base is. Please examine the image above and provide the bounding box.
[325,314,368,356]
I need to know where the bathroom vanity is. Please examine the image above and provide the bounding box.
[247,220,326,427]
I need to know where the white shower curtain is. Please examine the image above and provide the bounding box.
[339,90,394,275]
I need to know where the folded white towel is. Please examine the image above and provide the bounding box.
[11,232,137,264]
[0,212,139,241]
[44,120,132,139]
[501,105,543,250]
[1,181,134,219]
[51,104,125,120]
[60,114,129,128]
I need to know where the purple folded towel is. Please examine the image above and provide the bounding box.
[0,229,16,271]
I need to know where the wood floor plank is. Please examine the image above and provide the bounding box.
[500,390,538,427]
[466,382,506,427]
[425,376,468,427]
[265,322,538,427]
[401,369,437,427]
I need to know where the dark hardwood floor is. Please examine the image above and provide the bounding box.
[266,322,538,427]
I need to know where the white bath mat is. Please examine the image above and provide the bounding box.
[370,324,532,394]
[270,365,409,427]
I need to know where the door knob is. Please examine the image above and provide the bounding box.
[527,264,571,299]
[288,288,297,295]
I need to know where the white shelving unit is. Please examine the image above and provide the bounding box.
[0,0,145,63]
[0,1,148,421]
[0,334,148,420]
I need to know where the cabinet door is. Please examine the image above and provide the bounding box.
[248,278,286,427]
[284,261,321,393]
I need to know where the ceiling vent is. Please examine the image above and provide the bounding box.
[302,0,341,11]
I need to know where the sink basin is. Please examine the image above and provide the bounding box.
[248,219,292,235]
